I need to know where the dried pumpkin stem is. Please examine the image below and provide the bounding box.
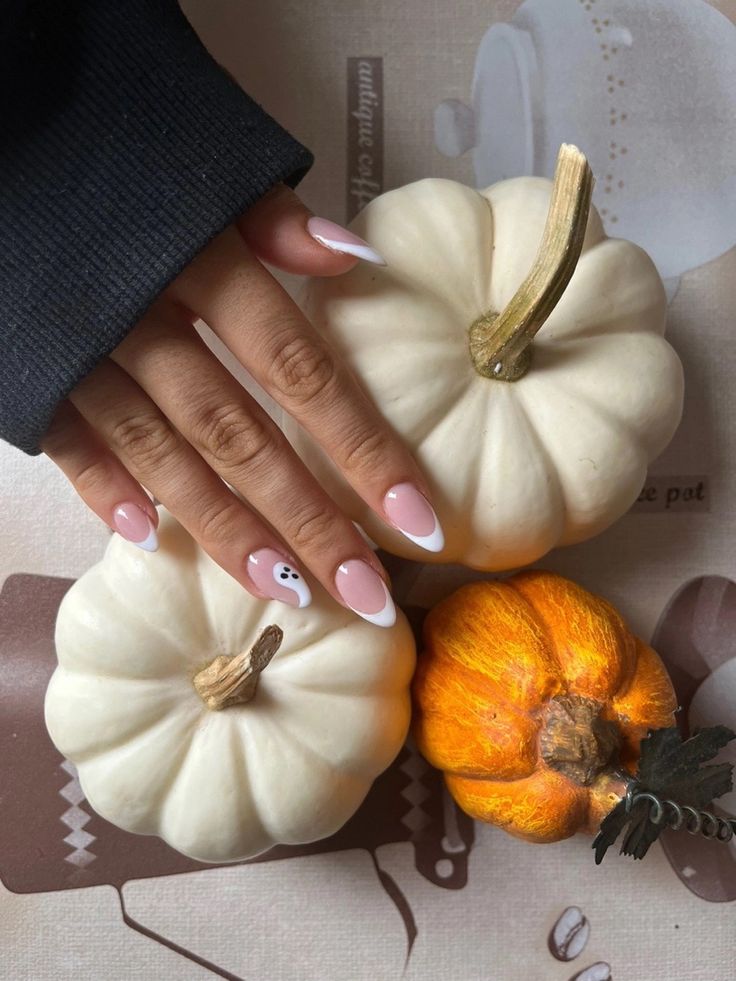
[540,694,621,786]
[193,625,283,711]
[468,143,594,381]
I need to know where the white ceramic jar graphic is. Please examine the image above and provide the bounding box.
[434,0,736,294]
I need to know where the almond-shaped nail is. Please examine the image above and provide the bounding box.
[112,502,158,552]
[307,217,386,266]
[248,549,312,608]
[335,559,396,628]
[384,483,445,553]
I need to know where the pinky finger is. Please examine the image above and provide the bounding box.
[41,399,159,552]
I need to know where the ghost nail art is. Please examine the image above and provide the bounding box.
[247,549,312,608]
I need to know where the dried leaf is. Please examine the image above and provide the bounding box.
[593,725,735,864]
[593,799,629,865]
[638,725,734,807]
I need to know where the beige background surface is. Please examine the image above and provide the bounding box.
[2,1,736,978]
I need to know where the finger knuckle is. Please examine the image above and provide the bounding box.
[269,332,337,405]
[197,498,244,549]
[290,505,338,552]
[191,401,277,470]
[110,412,177,470]
[73,457,117,499]
[339,426,388,476]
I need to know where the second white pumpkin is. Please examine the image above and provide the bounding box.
[44,509,415,863]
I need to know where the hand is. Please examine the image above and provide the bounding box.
[40,185,443,627]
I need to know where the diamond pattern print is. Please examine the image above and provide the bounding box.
[59,760,97,868]
[399,744,433,839]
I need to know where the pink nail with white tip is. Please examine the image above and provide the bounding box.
[384,483,445,553]
[248,549,312,608]
[335,559,396,628]
[307,217,386,266]
[112,502,158,552]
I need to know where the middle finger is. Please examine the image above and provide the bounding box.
[111,309,397,626]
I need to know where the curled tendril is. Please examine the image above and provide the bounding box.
[625,787,735,844]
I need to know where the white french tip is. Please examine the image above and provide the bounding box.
[311,235,387,266]
[400,519,445,554]
[348,582,397,629]
[131,521,158,552]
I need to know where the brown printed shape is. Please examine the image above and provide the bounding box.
[549,906,591,961]
[0,574,215,894]
[650,575,736,902]
[0,574,473,897]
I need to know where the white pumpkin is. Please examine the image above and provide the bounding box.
[285,150,684,570]
[44,508,415,864]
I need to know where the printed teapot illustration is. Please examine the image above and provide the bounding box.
[434,0,736,298]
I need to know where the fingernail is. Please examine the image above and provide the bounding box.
[335,559,396,628]
[112,502,158,552]
[383,483,445,553]
[307,217,386,266]
[247,549,312,609]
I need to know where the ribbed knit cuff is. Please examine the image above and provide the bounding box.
[0,1,314,454]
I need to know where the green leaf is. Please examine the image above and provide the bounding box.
[593,725,736,865]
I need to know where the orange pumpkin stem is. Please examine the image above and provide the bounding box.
[468,143,594,381]
[193,625,282,711]
[539,694,621,786]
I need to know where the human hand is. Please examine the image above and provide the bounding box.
[40,185,444,626]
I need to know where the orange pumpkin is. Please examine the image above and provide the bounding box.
[412,571,677,843]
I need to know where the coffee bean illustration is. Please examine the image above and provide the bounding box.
[548,906,591,961]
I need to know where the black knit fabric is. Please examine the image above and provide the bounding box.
[0,1,314,454]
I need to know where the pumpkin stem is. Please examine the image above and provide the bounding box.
[540,694,621,786]
[468,143,594,381]
[192,625,283,711]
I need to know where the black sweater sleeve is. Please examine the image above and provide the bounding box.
[0,1,314,455]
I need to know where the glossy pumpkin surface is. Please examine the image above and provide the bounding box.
[412,571,677,842]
